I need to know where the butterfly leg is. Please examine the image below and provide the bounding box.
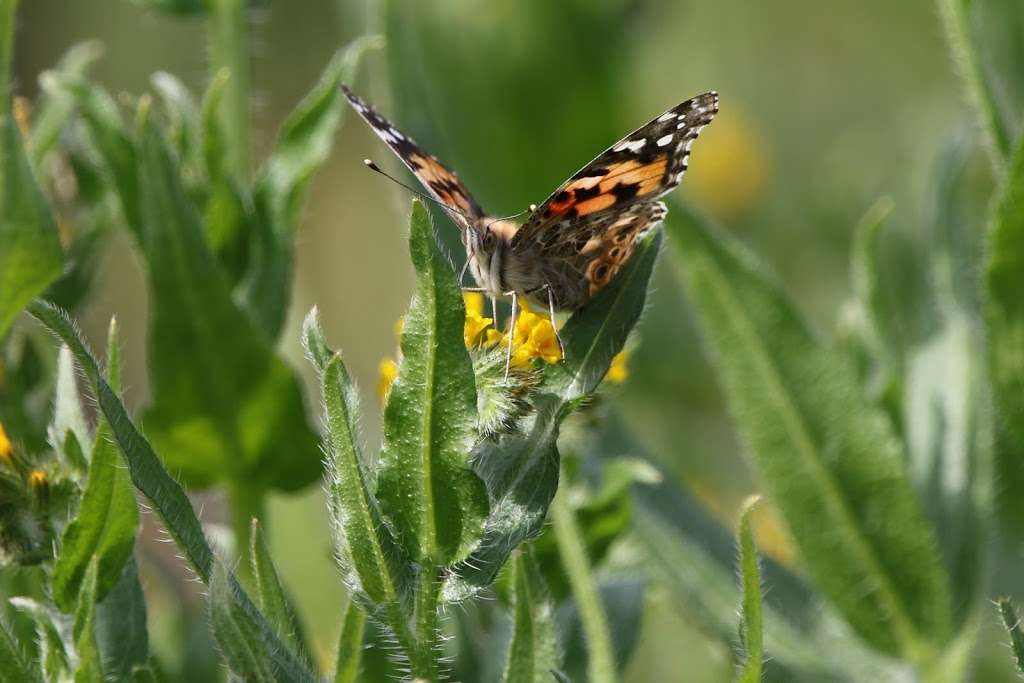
[458,259,472,288]
[543,284,566,362]
[504,290,518,382]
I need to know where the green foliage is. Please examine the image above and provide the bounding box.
[736,497,763,683]
[0,0,63,340]
[0,617,39,683]
[249,519,307,660]
[378,201,487,565]
[53,320,139,612]
[72,560,104,682]
[502,550,560,683]
[331,601,365,683]
[997,598,1024,676]
[668,205,953,663]
[444,230,661,603]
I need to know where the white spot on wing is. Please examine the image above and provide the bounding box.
[657,111,677,122]
[656,134,673,147]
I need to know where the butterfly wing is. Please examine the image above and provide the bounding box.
[509,92,717,307]
[342,85,486,231]
[512,92,717,249]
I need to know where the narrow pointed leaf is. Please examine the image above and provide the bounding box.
[377,200,487,565]
[502,550,559,683]
[134,99,321,492]
[444,230,660,602]
[243,35,379,339]
[303,309,414,650]
[9,598,71,681]
[27,299,318,683]
[250,519,306,657]
[332,601,366,683]
[209,561,276,683]
[0,617,40,683]
[54,319,139,612]
[95,558,149,679]
[29,41,103,165]
[58,78,142,235]
[998,598,1024,675]
[73,561,104,683]
[668,206,952,660]
[736,497,763,683]
[0,0,63,338]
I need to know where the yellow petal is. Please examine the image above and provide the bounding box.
[463,291,485,318]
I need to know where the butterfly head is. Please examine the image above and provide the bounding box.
[463,218,519,296]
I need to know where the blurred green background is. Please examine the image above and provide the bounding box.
[11,0,1022,679]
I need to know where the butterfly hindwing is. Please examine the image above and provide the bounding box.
[512,92,718,252]
[342,85,486,231]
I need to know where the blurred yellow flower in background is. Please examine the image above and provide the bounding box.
[0,423,11,464]
[687,106,769,220]
[606,349,630,384]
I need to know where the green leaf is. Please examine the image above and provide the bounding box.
[151,71,200,173]
[0,616,40,683]
[131,0,207,15]
[59,78,142,236]
[998,598,1024,676]
[242,35,379,340]
[9,598,71,681]
[0,0,64,339]
[134,98,321,493]
[29,41,103,165]
[377,200,487,565]
[199,67,246,261]
[332,600,366,683]
[73,560,105,683]
[668,206,953,662]
[502,550,560,683]
[95,558,150,679]
[443,230,661,603]
[302,309,415,651]
[736,497,763,683]
[249,518,307,657]
[53,319,140,612]
[986,132,1024,492]
[209,560,276,683]
[27,299,318,683]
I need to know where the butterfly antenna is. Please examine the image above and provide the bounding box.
[483,205,535,231]
[363,159,472,222]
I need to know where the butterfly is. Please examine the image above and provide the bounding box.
[342,84,718,366]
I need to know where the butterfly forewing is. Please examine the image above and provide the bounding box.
[342,85,486,231]
[512,92,718,250]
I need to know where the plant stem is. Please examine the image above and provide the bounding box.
[411,565,440,680]
[551,487,618,683]
[207,0,250,180]
[0,0,17,100]
[938,0,1012,171]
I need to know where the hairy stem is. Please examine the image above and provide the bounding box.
[551,487,617,683]
[411,566,441,680]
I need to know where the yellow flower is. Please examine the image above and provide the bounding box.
[463,293,494,348]
[501,302,562,366]
[377,357,399,402]
[0,423,11,465]
[606,350,630,384]
[464,292,486,318]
